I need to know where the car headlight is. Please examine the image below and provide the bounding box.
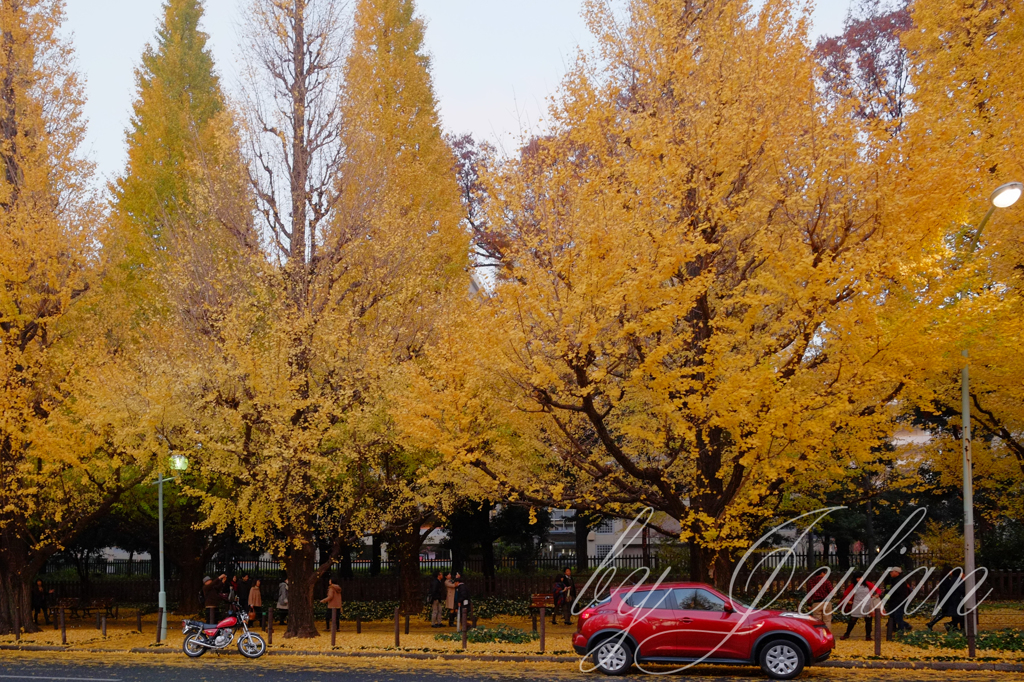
[779,612,817,621]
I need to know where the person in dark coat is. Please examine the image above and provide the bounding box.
[884,567,912,633]
[238,573,252,610]
[927,567,964,631]
[429,571,446,627]
[31,579,53,625]
[552,575,566,625]
[453,572,470,629]
[203,575,229,622]
[561,568,577,625]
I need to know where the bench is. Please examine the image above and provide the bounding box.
[81,598,118,619]
[50,597,80,621]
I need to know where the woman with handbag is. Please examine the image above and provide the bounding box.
[248,578,263,628]
[840,572,882,640]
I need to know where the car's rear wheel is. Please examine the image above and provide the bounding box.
[592,637,634,676]
[759,639,805,680]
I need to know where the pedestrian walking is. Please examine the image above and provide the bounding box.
[320,575,343,629]
[429,571,445,627]
[883,566,912,633]
[203,575,228,622]
[927,567,964,632]
[806,572,834,630]
[445,571,457,626]
[248,578,264,628]
[840,572,882,640]
[31,579,53,626]
[561,568,576,625]
[277,577,289,625]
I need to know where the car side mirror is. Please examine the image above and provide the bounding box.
[723,602,734,613]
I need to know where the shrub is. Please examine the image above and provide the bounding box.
[435,625,539,644]
[898,628,1024,652]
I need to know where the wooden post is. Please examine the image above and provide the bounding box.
[156,608,164,644]
[268,608,274,645]
[394,607,400,647]
[539,607,546,654]
[404,613,410,635]
[13,607,19,643]
[96,613,101,630]
[874,606,882,656]
[461,606,468,650]
[60,607,66,645]
[102,615,107,638]
[531,611,537,632]
[356,615,361,634]
[136,610,142,632]
[330,608,337,647]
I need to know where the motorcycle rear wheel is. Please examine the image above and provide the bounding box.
[183,633,206,658]
[237,632,266,658]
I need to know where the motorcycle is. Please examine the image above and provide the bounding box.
[182,600,266,658]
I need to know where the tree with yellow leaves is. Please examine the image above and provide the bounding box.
[189,0,467,635]
[404,0,946,586]
[0,0,158,634]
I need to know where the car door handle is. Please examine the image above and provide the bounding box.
[680,617,692,624]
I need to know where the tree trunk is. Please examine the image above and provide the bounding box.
[0,533,35,635]
[838,538,851,570]
[339,540,353,580]
[393,524,424,616]
[688,541,732,590]
[370,535,381,576]
[480,502,495,594]
[574,511,593,573]
[283,536,319,638]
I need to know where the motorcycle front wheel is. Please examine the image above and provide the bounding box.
[237,632,266,658]
[183,633,206,658]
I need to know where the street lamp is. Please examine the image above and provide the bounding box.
[961,180,1021,658]
[156,452,189,640]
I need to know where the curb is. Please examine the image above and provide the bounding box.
[2,644,1023,671]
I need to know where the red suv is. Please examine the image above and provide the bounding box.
[572,582,834,679]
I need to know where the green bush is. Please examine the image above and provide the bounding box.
[435,625,538,644]
[898,628,1024,652]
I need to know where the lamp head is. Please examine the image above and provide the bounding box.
[169,453,189,471]
[990,181,1023,209]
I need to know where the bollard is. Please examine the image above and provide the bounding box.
[102,615,107,638]
[268,608,274,645]
[137,610,142,632]
[404,613,410,635]
[540,606,548,655]
[156,608,164,644]
[394,607,400,648]
[330,608,337,647]
[356,615,361,634]
[461,606,468,650]
[60,607,66,645]
[13,608,19,643]
[874,607,882,656]
[531,611,537,632]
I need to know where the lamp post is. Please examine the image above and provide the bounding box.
[157,453,189,641]
[961,181,1021,658]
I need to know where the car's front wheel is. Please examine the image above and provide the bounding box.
[592,636,634,676]
[758,638,805,680]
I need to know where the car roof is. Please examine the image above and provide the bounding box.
[610,581,714,595]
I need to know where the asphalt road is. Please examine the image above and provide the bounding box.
[0,656,1017,682]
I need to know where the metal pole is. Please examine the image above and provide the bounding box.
[157,473,167,642]
[962,349,977,658]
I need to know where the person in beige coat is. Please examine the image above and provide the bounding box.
[445,572,457,626]
[248,578,263,628]
[320,576,343,629]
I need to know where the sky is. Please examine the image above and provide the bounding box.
[63,0,853,184]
